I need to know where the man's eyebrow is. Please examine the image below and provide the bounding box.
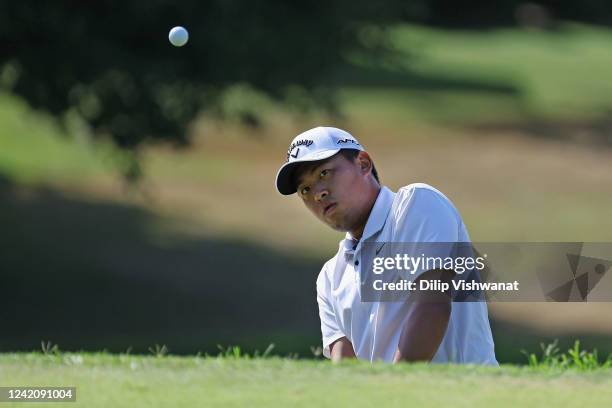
[296,161,327,186]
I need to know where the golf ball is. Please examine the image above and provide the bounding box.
[168,26,189,47]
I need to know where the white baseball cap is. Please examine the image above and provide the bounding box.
[275,126,365,195]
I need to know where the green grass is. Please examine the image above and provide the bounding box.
[1,353,612,407]
[0,92,112,184]
[342,23,612,125]
[525,340,612,370]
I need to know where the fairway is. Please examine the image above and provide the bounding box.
[1,354,612,407]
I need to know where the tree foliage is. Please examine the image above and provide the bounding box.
[0,1,402,148]
[1,1,611,149]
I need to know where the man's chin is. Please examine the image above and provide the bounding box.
[326,220,348,233]
[319,213,351,233]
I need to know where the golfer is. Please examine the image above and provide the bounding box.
[275,126,497,364]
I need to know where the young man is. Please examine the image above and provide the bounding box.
[275,126,497,364]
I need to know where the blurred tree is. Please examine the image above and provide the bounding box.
[1,1,611,152]
[398,0,612,27]
[0,1,403,149]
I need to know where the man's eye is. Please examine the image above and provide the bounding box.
[300,186,311,195]
[320,169,330,177]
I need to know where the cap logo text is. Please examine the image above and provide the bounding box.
[286,139,313,161]
[337,138,360,146]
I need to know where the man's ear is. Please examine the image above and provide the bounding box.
[356,152,373,175]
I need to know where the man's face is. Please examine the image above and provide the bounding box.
[294,153,372,233]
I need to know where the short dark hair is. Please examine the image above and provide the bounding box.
[338,149,380,183]
[291,149,380,191]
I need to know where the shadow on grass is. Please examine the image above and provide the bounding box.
[0,174,321,356]
[338,58,612,149]
[335,62,521,95]
[2,174,610,362]
[470,110,612,148]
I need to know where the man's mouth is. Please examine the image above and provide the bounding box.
[323,203,337,216]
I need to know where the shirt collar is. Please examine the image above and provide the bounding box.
[344,185,395,244]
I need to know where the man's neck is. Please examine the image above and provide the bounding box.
[349,184,382,240]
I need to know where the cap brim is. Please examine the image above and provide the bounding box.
[275,148,341,195]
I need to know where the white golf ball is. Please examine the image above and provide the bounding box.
[168,26,189,47]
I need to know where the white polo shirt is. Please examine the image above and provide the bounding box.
[316,183,498,364]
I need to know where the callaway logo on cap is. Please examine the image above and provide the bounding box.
[275,126,365,195]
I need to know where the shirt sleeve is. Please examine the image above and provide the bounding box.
[316,264,346,359]
[392,185,462,278]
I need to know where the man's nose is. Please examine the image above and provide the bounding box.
[314,187,329,202]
